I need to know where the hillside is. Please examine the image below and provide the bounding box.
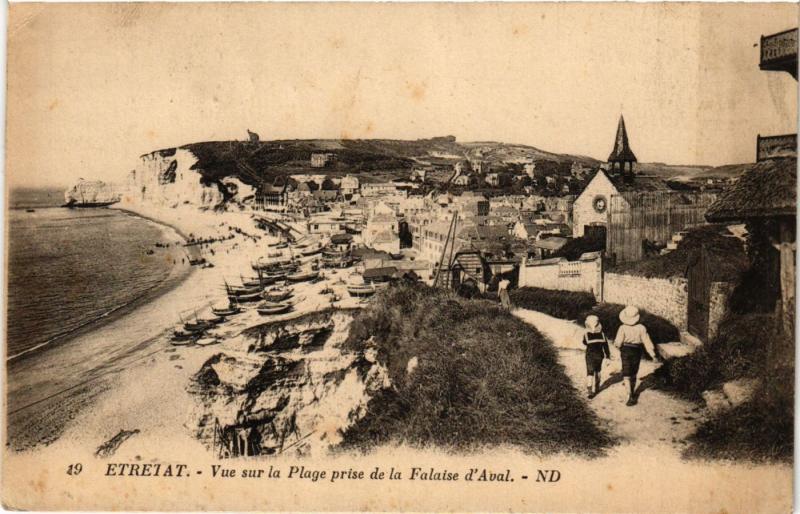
[138,137,751,194]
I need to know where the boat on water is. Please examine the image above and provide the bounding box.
[262,286,293,302]
[256,301,293,315]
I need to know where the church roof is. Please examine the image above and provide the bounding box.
[608,115,638,163]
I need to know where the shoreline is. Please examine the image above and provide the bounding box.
[5,200,277,451]
[6,207,196,363]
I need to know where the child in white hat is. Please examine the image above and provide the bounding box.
[613,305,656,406]
[582,314,610,399]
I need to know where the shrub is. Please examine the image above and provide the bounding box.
[685,366,793,462]
[509,287,597,320]
[342,282,613,455]
[663,313,776,399]
[508,288,680,346]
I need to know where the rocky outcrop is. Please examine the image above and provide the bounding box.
[125,148,255,210]
[189,310,389,458]
[64,179,119,205]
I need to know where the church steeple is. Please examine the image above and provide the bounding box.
[607,115,637,182]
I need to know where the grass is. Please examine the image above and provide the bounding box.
[509,287,596,320]
[609,224,748,281]
[341,282,614,456]
[657,312,793,462]
[661,313,774,398]
[684,367,793,463]
[509,287,680,345]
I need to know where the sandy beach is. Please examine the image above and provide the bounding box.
[6,201,367,457]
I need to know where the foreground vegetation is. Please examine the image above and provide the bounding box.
[662,313,793,462]
[509,287,680,344]
[341,283,613,456]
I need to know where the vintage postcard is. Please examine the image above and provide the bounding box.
[3,2,797,512]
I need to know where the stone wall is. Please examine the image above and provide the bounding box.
[603,272,688,331]
[519,252,602,299]
[708,281,735,341]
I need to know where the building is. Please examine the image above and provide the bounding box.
[363,201,400,254]
[361,182,399,197]
[307,218,347,235]
[340,175,360,197]
[572,170,618,237]
[254,178,293,212]
[705,27,796,342]
[310,152,335,168]
[470,160,491,174]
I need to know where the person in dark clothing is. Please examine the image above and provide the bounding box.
[582,314,611,399]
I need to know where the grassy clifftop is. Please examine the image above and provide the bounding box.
[340,283,614,456]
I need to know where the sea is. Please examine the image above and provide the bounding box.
[7,187,183,360]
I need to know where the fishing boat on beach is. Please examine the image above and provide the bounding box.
[212,303,242,316]
[300,242,324,256]
[346,274,378,297]
[256,301,293,316]
[226,283,262,295]
[184,319,214,332]
[172,329,198,343]
[228,290,263,303]
[287,267,319,282]
[262,285,293,302]
[199,314,225,325]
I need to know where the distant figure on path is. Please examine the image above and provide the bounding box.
[582,315,611,399]
[613,306,656,406]
[498,278,511,310]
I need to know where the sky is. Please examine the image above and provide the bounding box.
[6,2,798,189]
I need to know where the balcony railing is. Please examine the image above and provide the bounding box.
[757,134,797,161]
[760,28,798,77]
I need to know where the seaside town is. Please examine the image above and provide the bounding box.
[3,9,797,512]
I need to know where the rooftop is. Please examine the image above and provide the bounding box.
[705,157,797,222]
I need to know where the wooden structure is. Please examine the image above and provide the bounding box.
[757,133,797,161]
[607,191,718,263]
[760,28,798,79]
[687,245,711,341]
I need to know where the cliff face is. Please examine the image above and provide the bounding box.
[188,310,389,458]
[125,148,255,210]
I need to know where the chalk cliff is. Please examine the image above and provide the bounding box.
[125,148,255,210]
[189,310,390,457]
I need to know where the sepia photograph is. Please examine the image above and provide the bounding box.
[2,2,798,512]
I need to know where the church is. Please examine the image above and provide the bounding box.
[572,115,658,238]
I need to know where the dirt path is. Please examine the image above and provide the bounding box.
[513,308,705,452]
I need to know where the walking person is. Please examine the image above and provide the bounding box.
[613,305,657,406]
[582,315,611,399]
[498,277,511,311]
